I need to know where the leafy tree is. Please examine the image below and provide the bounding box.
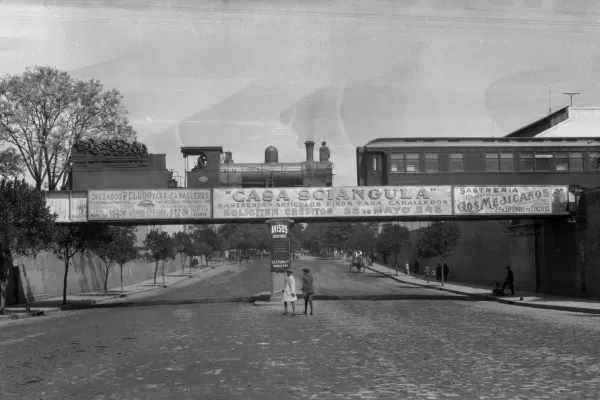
[347,222,378,253]
[377,224,411,268]
[172,231,194,274]
[144,229,175,285]
[192,228,221,265]
[91,226,138,294]
[0,179,56,313]
[415,221,463,286]
[0,66,136,190]
[52,224,106,304]
[0,147,25,180]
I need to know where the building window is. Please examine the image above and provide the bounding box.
[450,153,464,172]
[390,153,405,173]
[425,153,439,172]
[485,153,499,171]
[555,153,569,171]
[589,152,600,170]
[370,155,380,171]
[406,153,420,172]
[519,152,534,171]
[570,152,583,171]
[534,155,551,171]
[500,153,515,171]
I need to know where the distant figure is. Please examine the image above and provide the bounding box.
[319,141,330,162]
[282,269,297,316]
[436,264,442,282]
[405,261,410,276]
[492,281,504,296]
[425,266,431,283]
[414,259,420,274]
[301,267,315,315]
[443,263,449,282]
[502,265,515,295]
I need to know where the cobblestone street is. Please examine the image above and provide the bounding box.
[2,259,600,399]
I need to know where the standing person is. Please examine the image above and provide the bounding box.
[414,259,420,274]
[443,263,450,282]
[405,261,410,276]
[502,265,515,295]
[436,263,442,282]
[424,266,431,283]
[301,267,315,315]
[282,269,297,316]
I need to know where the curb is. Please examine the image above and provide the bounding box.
[365,266,600,315]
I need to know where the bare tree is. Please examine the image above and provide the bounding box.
[0,66,136,190]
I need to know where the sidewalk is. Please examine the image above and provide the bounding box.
[367,262,600,315]
[1,260,229,321]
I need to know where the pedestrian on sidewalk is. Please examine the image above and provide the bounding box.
[282,269,297,316]
[443,263,450,282]
[405,261,410,276]
[414,259,419,274]
[502,265,515,295]
[436,263,442,282]
[301,267,314,315]
[424,266,431,283]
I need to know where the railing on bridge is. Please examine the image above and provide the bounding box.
[45,185,577,225]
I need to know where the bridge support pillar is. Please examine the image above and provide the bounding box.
[266,219,294,302]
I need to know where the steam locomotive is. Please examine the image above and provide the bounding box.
[183,140,334,189]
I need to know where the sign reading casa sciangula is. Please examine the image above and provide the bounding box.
[212,186,453,219]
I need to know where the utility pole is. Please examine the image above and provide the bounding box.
[548,89,552,114]
[563,92,580,107]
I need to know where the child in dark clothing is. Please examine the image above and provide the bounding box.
[492,281,504,296]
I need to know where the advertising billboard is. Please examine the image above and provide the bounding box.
[453,186,569,215]
[212,186,453,219]
[269,221,291,272]
[46,191,88,223]
[88,189,211,221]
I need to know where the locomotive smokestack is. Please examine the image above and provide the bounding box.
[305,141,315,162]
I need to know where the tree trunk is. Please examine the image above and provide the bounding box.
[63,257,70,305]
[162,261,165,284]
[441,257,445,287]
[120,264,124,293]
[181,253,184,275]
[0,256,9,315]
[153,260,159,285]
[104,264,110,295]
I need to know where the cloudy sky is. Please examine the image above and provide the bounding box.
[1,0,600,186]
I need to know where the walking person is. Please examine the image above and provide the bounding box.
[414,259,419,274]
[405,260,410,276]
[436,263,442,282]
[443,263,450,283]
[282,269,297,316]
[501,265,515,295]
[301,267,315,315]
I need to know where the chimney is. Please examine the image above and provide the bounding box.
[224,151,233,164]
[305,141,315,162]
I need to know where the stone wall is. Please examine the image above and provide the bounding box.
[8,250,194,304]
[575,187,600,300]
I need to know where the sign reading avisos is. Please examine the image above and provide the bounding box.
[88,189,212,221]
[45,191,88,223]
[212,186,453,219]
[269,221,291,272]
[453,186,569,215]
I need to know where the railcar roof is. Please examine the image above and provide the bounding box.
[364,137,599,148]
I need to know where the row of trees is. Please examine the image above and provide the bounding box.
[300,221,463,285]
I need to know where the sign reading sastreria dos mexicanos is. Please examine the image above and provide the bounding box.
[88,189,212,221]
[212,186,453,219]
[453,186,569,215]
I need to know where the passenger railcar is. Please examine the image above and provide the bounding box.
[356,137,600,189]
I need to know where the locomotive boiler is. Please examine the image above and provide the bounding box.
[183,141,333,189]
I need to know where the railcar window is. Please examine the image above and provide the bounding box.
[425,153,439,172]
[589,152,600,170]
[570,152,583,171]
[370,155,381,171]
[450,153,464,172]
[406,153,420,173]
[534,155,551,171]
[500,153,515,171]
[518,152,534,171]
[485,153,499,171]
[555,153,569,171]
[390,153,405,173]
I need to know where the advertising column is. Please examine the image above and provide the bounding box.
[266,219,294,301]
